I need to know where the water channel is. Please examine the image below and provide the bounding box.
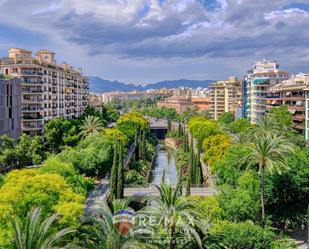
[149,143,178,186]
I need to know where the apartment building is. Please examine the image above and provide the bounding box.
[305,86,309,141]
[243,60,290,123]
[266,73,309,135]
[0,75,21,139]
[0,48,89,135]
[209,76,242,120]
[157,96,195,114]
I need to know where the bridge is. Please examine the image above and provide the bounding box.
[124,186,216,197]
[147,117,178,139]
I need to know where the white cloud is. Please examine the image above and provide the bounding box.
[1,0,309,81]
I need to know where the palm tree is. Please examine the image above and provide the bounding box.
[79,199,153,249]
[79,115,104,138]
[11,207,74,249]
[248,115,279,138]
[143,183,204,249]
[243,134,294,226]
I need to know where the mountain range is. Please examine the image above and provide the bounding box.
[88,76,214,93]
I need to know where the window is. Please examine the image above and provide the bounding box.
[8,107,12,119]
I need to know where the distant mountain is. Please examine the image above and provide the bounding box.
[88,76,214,93]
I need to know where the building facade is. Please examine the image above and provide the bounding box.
[209,76,242,120]
[0,76,21,139]
[157,96,195,114]
[266,73,309,139]
[0,48,89,135]
[243,60,290,123]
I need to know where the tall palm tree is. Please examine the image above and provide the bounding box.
[243,134,294,226]
[79,199,153,249]
[79,115,104,138]
[143,183,204,249]
[11,207,74,249]
[248,115,279,138]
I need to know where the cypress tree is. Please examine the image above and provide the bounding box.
[186,142,194,196]
[167,119,172,131]
[195,148,202,185]
[117,143,124,199]
[110,142,118,199]
[179,166,183,195]
[178,119,182,138]
[142,129,146,161]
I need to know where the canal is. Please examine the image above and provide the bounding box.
[149,143,178,185]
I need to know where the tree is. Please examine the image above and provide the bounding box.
[60,134,113,177]
[79,200,150,249]
[11,207,74,249]
[188,116,221,149]
[117,143,124,199]
[269,105,293,131]
[0,169,84,247]
[44,117,79,152]
[117,112,149,141]
[264,147,309,227]
[145,183,204,249]
[229,118,251,134]
[110,143,119,200]
[79,115,104,138]
[202,134,231,173]
[218,112,235,125]
[243,135,294,226]
[248,115,279,138]
[103,128,128,146]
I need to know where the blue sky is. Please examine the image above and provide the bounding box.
[0,0,309,84]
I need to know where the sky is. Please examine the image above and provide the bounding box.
[0,0,309,85]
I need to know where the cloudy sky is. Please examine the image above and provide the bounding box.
[0,0,309,84]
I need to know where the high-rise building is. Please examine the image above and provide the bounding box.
[266,73,309,136]
[243,60,290,123]
[209,76,242,120]
[0,48,89,135]
[0,75,21,139]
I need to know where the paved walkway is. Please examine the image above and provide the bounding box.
[124,186,216,197]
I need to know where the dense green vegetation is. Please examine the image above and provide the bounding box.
[0,102,307,248]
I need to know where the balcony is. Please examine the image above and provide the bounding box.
[22,115,43,120]
[293,114,305,121]
[22,89,43,94]
[22,98,44,103]
[293,123,305,130]
[288,105,304,111]
[22,107,44,112]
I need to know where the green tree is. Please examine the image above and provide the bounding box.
[269,105,293,131]
[145,183,204,249]
[60,134,113,177]
[229,118,251,134]
[117,112,149,141]
[44,117,79,152]
[11,207,74,249]
[0,169,84,247]
[79,200,150,249]
[110,143,119,200]
[243,135,294,226]
[79,115,104,138]
[202,134,231,173]
[117,143,124,199]
[218,112,235,125]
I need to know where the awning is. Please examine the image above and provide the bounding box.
[288,109,296,114]
[296,101,303,106]
[285,92,291,96]
[253,79,269,85]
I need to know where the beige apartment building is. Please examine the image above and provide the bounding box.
[266,73,309,141]
[0,48,89,135]
[209,76,242,120]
